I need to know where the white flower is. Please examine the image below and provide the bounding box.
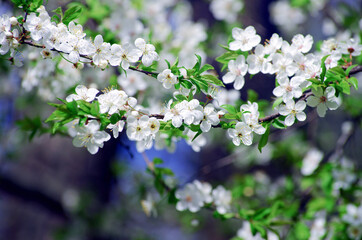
[272,53,298,77]
[270,1,305,31]
[200,104,220,132]
[347,225,362,240]
[193,180,213,204]
[273,76,304,103]
[212,185,232,214]
[157,69,178,89]
[237,221,279,240]
[66,85,99,102]
[264,33,283,55]
[92,35,111,67]
[163,100,186,128]
[309,217,326,240]
[247,44,272,74]
[107,120,125,138]
[324,52,342,69]
[342,204,362,226]
[301,148,323,176]
[184,129,207,152]
[148,117,160,135]
[175,182,204,212]
[307,86,339,117]
[109,43,142,69]
[42,23,68,50]
[340,39,362,56]
[210,0,243,23]
[180,99,204,125]
[117,71,147,96]
[229,26,261,52]
[141,193,157,217]
[242,113,265,135]
[24,12,51,42]
[291,34,313,53]
[72,120,111,154]
[60,35,96,63]
[97,89,128,114]
[126,115,151,141]
[40,48,53,59]
[278,100,306,126]
[135,38,159,67]
[333,168,356,192]
[68,21,86,39]
[213,88,240,107]
[227,122,253,146]
[222,55,248,90]
[240,101,260,118]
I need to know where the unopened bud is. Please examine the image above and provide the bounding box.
[10,17,18,26]
[73,62,84,70]
[98,59,108,70]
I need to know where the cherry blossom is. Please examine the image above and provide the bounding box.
[229,26,261,52]
[72,120,111,154]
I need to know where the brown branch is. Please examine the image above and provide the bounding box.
[22,40,159,76]
[348,65,362,76]
[0,173,69,220]
[258,90,313,123]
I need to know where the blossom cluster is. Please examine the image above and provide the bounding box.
[227,101,265,146]
[0,6,159,70]
[64,85,221,154]
[342,203,362,239]
[175,180,232,214]
[224,25,361,130]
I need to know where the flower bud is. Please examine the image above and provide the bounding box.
[10,17,18,26]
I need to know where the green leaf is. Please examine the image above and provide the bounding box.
[168,189,178,204]
[347,77,358,90]
[272,119,286,129]
[51,15,61,24]
[200,74,224,86]
[272,97,283,109]
[290,0,310,7]
[248,89,259,102]
[345,64,358,76]
[29,0,43,12]
[109,74,119,88]
[337,80,350,95]
[193,54,202,72]
[221,104,237,114]
[319,55,329,82]
[109,113,121,124]
[174,94,188,102]
[63,5,83,25]
[250,221,267,238]
[52,6,63,18]
[153,158,164,165]
[191,130,203,142]
[294,222,310,240]
[258,124,270,152]
[199,64,214,74]
[66,100,78,115]
[90,101,100,116]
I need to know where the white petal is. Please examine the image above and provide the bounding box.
[285,114,295,126]
[296,112,306,121]
[316,104,327,117]
[200,121,211,132]
[94,35,103,47]
[222,72,236,84]
[233,76,245,90]
[307,96,320,107]
[229,41,242,51]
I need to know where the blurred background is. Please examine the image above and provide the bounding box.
[0,0,362,239]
